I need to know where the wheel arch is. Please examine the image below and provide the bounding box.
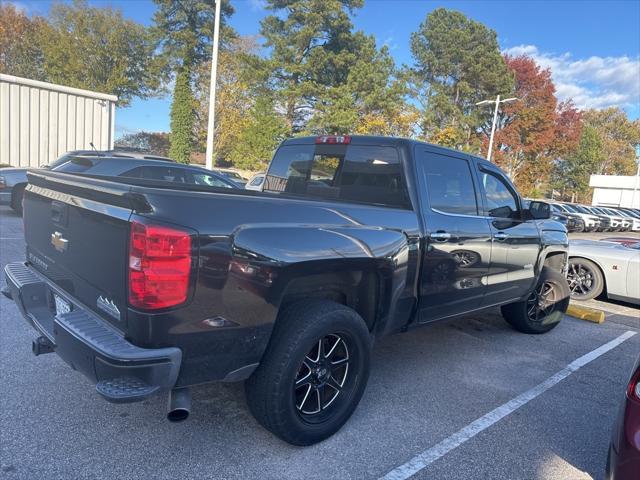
[278,264,385,333]
[542,251,567,274]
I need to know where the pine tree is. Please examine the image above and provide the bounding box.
[229,96,288,171]
[169,69,195,163]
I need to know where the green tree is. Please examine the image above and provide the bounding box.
[152,0,235,70]
[37,0,162,106]
[260,0,365,132]
[261,0,413,136]
[555,126,605,201]
[0,4,47,79]
[115,131,171,157]
[410,8,514,148]
[583,108,640,175]
[169,69,195,163]
[310,33,417,136]
[229,96,288,171]
[193,36,271,160]
[153,0,236,162]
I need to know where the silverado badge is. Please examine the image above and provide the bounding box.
[51,231,68,252]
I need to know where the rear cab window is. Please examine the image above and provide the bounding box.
[264,141,410,209]
[54,156,98,173]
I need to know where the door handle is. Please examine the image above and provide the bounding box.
[430,232,451,242]
[493,232,509,241]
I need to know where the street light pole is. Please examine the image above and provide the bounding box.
[476,95,518,162]
[487,94,501,162]
[205,0,221,171]
[632,156,640,208]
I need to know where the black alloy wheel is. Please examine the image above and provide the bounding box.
[526,280,561,324]
[294,334,350,419]
[501,267,569,334]
[245,300,371,445]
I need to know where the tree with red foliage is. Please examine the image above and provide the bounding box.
[486,55,582,196]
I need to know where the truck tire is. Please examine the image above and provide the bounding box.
[245,300,371,446]
[11,184,25,216]
[501,268,570,334]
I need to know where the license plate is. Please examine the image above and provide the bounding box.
[53,294,72,316]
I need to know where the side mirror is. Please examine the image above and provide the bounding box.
[528,201,551,220]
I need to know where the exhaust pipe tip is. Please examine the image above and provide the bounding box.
[167,387,191,422]
[167,407,190,422]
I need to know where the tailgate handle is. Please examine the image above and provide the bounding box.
[51,201,68,226]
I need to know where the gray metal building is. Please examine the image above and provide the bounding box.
[0,74,117,167]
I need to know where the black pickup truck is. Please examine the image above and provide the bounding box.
[4,135,570,445]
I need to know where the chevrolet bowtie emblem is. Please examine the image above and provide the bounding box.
[51,231,68,252]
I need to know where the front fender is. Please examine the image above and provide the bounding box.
[538,226,569,274]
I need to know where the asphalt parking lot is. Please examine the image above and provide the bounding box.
[1,206,638,480]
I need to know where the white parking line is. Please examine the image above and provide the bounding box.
[380,330,638,480]
[0,238,23,240]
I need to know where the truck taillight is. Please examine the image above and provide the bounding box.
[0,176,5,189]
[128,221,192,310]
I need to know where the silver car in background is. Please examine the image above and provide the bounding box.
[567,239,640,304]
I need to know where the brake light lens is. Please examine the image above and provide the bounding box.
[628,368,640,402]
[0,176,5,189]
[128,221,192,310]
[315,135,351,144]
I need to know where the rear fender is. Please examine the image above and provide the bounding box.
[230,223,411,333]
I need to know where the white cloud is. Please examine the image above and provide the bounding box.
[382,36,398,51]
[5,1,29,13]
[503,44,640,112]
[248,0,267,12]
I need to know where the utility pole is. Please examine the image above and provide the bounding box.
[205,0,221,171]
[632,155,640,208]
[476,95,518,162]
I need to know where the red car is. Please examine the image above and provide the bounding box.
[607,355,640,479]
[603,237,640,247]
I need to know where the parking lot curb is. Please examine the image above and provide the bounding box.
[566,304,606,324]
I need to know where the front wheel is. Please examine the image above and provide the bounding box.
[501,268,570,334]
[245,300,371,446]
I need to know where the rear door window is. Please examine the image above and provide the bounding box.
[420,154,478,216]
[264,144,410,209]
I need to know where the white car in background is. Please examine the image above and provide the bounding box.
[245,173,265,191]
[609,207,640,231]
[567,239,640,304]
[554,203,600,231]
[587,206,628,231]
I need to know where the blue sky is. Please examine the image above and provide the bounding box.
[10,0,640,137]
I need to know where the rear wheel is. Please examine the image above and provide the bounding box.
[566,257,604,301]
[10,184,25,216]
[245,300,371,446]
[501,268,570,334]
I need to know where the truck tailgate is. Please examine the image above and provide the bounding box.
[23,171,135,332]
